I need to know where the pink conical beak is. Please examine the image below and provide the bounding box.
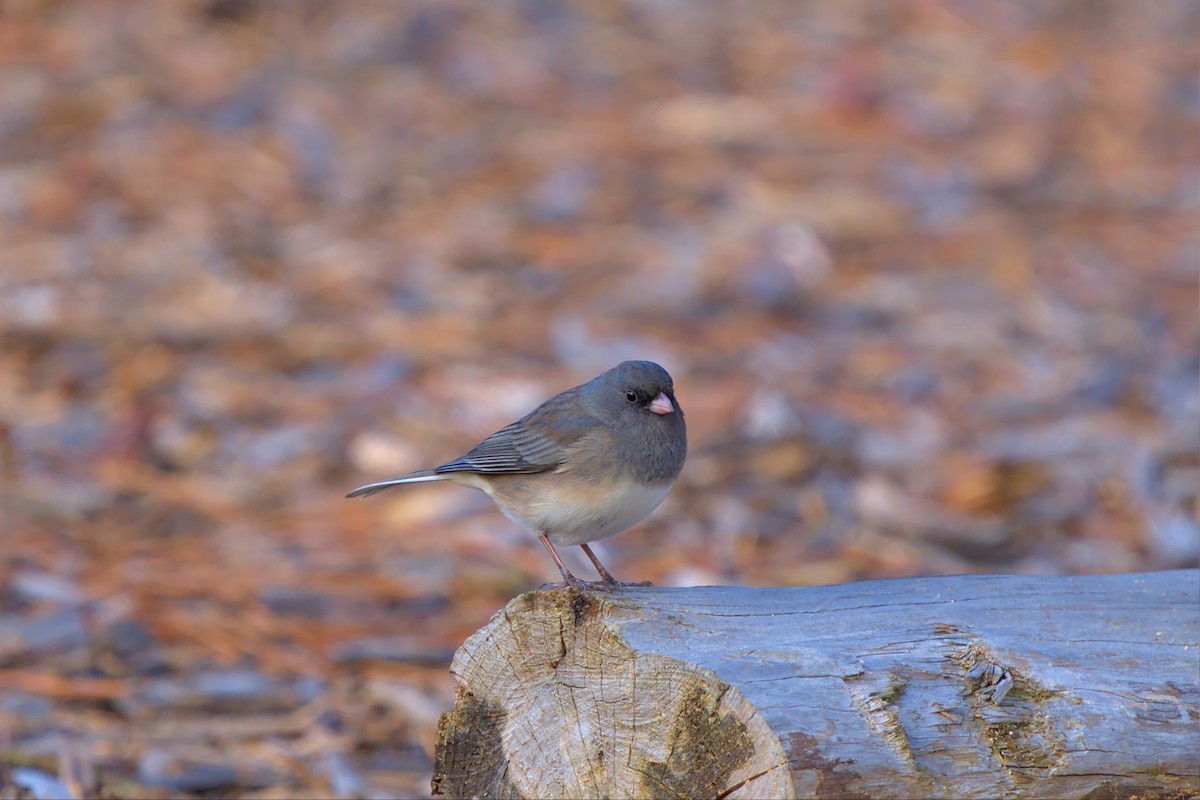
[648,392,674,415]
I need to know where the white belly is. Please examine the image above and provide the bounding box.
[529,480,671,547]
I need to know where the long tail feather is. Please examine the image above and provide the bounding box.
[346,469,446,498]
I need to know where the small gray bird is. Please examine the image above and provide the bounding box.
[347,361,686,589]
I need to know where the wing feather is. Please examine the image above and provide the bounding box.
[434,420,568,475]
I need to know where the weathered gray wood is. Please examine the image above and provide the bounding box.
[432,570,1200,799]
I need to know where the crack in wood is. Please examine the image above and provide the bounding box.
[435,573,1200,798]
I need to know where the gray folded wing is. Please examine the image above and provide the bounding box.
[434,420,571,475]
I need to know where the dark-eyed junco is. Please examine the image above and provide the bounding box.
[347,361,686,589]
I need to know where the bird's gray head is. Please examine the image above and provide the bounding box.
[582,359,686,444]
[585,360,685,482]
[589,360,679,414]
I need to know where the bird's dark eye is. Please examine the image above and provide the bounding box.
[625,390,638,403]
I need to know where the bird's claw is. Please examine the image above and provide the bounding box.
[538,578,653,592]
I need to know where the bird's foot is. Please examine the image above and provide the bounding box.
[603,578,654,588]
[538,576,652,592]
[539,577,618,592]
[576,543,652,589]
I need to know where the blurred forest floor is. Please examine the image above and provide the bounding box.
[1,1,1197,798]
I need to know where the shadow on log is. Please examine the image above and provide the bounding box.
[432,570,1199,799]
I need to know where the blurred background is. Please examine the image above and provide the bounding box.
[1,1,1196,797]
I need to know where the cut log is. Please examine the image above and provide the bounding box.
[432,570,1199,799]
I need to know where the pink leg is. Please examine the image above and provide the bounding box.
[580,543,652,588]
[538,533,581,584]
[537,535,636,591]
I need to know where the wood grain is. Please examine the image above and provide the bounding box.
[433,570,1200,799]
